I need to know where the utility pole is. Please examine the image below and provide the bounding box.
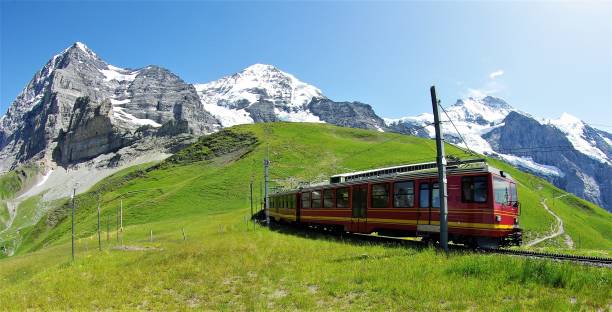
[107,215,110,242]
[97,197,101,251]
[259,181,263,211]
[116,206,119,242]
[250,176,254,219]
[264,146,270,226]
[430,85,449,253]
[71,187,76,261]
[120,200,123,232]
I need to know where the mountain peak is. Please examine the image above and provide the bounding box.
[243,63,278,73]
[195,64,325,111]
[457,96,513,110]
[64,41,99,59]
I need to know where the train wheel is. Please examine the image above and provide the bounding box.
[476,237,500,249]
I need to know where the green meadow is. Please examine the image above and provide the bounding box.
[0,123,610,310]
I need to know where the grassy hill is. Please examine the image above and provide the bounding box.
[0,122,610,310]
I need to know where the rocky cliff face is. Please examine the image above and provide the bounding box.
[483,112,611,210]
[53,97,134,164]
[0,42,220,172]
[308,99,386,131]
[386,97,611,211]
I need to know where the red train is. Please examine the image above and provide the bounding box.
[269,159,522,248]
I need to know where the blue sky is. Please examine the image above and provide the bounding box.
[1,1,611,129]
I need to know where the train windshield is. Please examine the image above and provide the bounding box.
[493,177,518,206]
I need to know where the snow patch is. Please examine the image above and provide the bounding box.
[110,98,131,105]
[75,42,97,57]
[100,65,139,82]
[35,170,53,187]
[274,108,323,123]
[499,154,564,177]
[547,113,610,164]
[202,102,254,127]
[112,106,161,127]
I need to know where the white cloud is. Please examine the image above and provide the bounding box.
[463,70,506,99]
[489,69,504,79]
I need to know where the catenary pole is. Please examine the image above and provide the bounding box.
[71,187,76,261]
[431,85,449,253]
[250,177,254,219]
[264,146,270,226]
[120,199,123,232]
[97,197,101,251]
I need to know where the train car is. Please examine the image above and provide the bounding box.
[269,159,522,248]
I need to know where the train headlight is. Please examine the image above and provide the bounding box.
[495,215,502,222]
[514,218,519,225]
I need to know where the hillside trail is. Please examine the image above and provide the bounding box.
[526,194,573,248]
[0,200,18,235]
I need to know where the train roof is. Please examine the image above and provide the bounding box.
[271,158,514,195]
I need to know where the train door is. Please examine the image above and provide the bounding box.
[351,184,368,233]
[417,181,440,233]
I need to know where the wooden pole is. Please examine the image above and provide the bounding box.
[97,199,101,251]
[120,200,123,232]
[71,187,76,261]
[250,178,254,219]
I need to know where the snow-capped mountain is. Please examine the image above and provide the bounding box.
[1,41,610,211]
[193,64,387,130]
[385,96,611,210]
[193,64,326,126]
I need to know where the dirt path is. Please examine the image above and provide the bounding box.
[0,200,18,235]
[526,195,573,248]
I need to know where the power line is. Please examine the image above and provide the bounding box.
[438,104,478,157]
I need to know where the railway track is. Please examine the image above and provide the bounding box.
[264,221,612,267]
[477,247,612,266]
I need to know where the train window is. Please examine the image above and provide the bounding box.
[419,183,430,208]
[323,189,335,208]
[312,190,322,208]
[393,181,414,208]
[462,176,488,203]
[336,188,349,208]
[509,183,518,205]
[302,192,311,208]
[432,183,440,208]
[494,177,511,205]
[371,183,389,208]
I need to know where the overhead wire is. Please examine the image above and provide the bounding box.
[438,103,478,158]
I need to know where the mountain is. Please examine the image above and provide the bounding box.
[0,42,220,174]
[1,42,611,211]
[385,96,612,210]
[193,64,387,130]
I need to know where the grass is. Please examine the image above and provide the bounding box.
[0,164,39,200]
[0,122,611,310]
[0,211,610,310]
